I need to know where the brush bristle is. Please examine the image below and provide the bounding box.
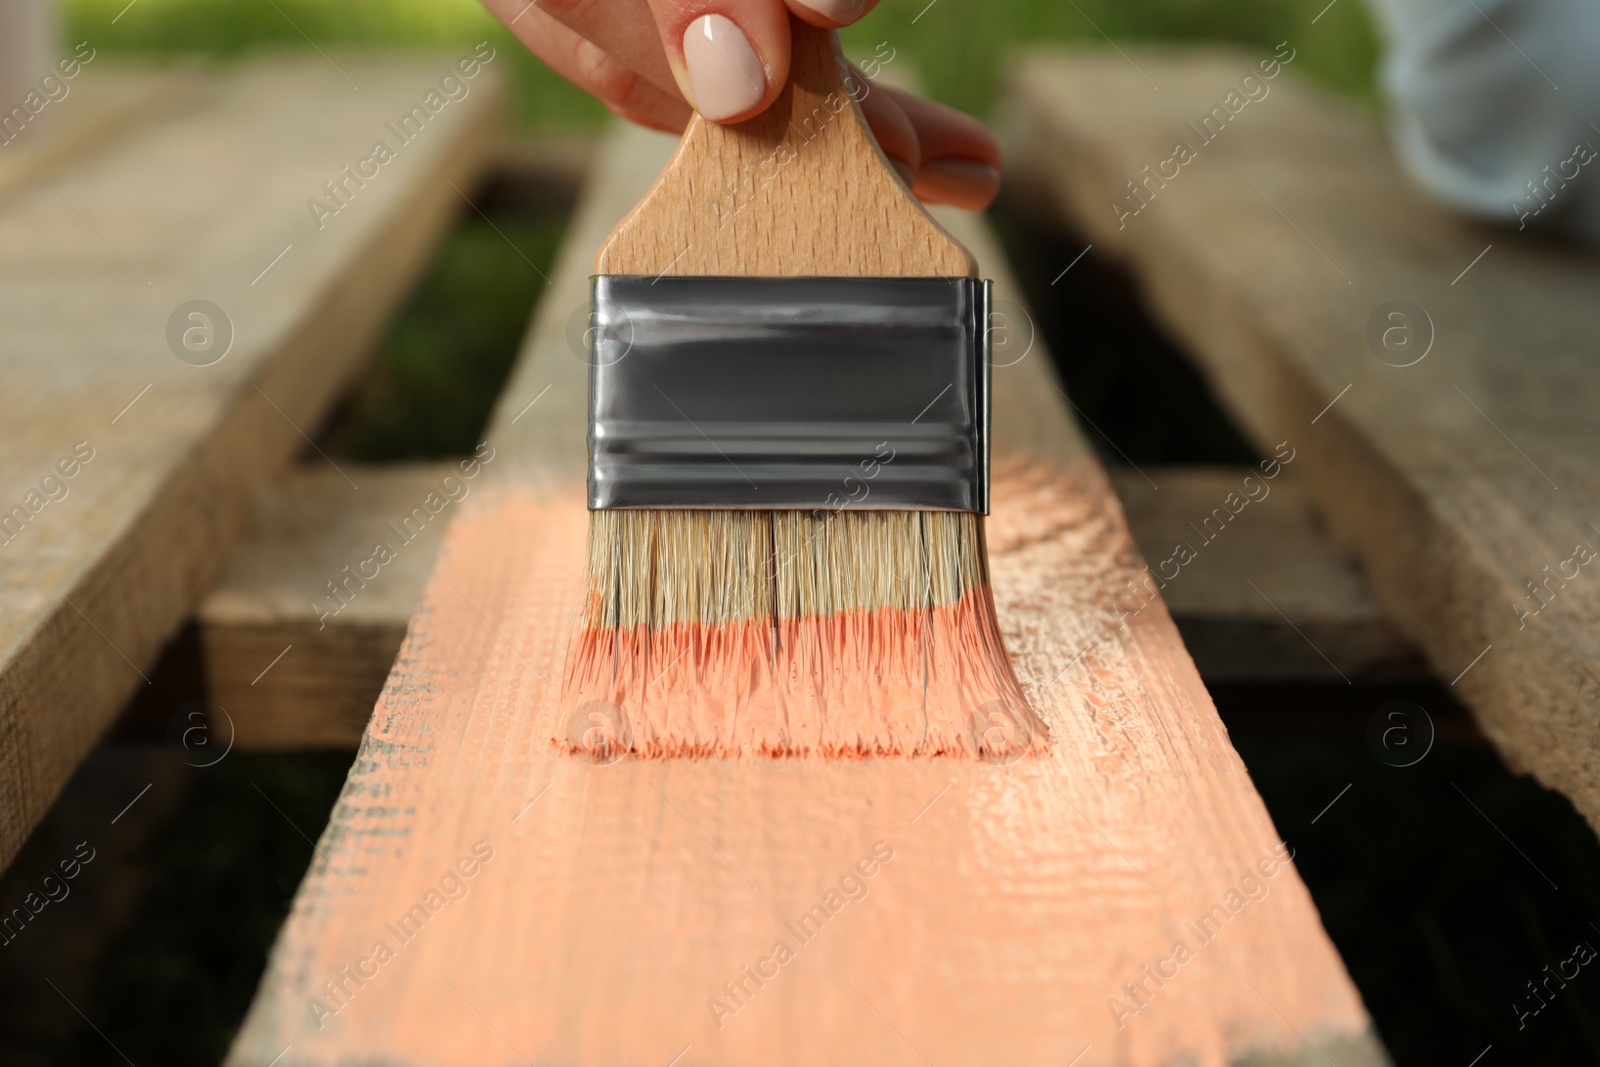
[557,509,1046,761]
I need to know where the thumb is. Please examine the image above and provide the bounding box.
[644,0,793,122]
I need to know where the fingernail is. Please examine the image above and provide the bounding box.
[682,14,765,122]
[797,0,869,22]
[915,159,1002,207]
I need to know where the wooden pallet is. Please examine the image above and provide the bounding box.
[198,464,457,749]
[126,139,593,751]
[189,458,1421,750]
[1004,48,1600,827]
[225,122,1387,1067]
[1111,468,1422,683]
[0,57,505,871]
[0,65,204,205]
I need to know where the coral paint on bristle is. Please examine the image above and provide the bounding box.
[557,509,1047,760]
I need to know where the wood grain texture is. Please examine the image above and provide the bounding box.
[175,136,591,751]
[0,65,207,208]
[596,20,974,277]
[198,464,455,749]
[1003,49,1600,826]
[1109,468,1423,682]
[0,56,504,870]
[228,122,1385,1067]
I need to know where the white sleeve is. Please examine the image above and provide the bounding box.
[1363,0,1600,242]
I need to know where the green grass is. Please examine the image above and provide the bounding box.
[66,0,609,129]
[839,0,1381,116]
[67,0,1380,129]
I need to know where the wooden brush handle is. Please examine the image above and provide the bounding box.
[596,18,976,278]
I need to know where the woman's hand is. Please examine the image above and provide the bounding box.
[481,0,1001,210]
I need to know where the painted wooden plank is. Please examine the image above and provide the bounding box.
[0,54,506,870]
[228,121,1385,1067]
[1003,49,1600,828]
[1109,467,1422,682]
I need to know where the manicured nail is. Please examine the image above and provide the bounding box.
[682,14,765,122]
[797,0,870,22]
[916,158,1002,207]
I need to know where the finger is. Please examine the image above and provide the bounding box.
[783,0,881,28]
[532,0,682,99]
[643,0,792,123]
[884,86,1000,168]
[884,85,1002,210]
[913,158,1000,211]
[851,67,918,188]
[483,0,692,132]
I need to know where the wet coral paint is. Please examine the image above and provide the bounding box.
[228,460,1379,1067]
[559,580,1045,760]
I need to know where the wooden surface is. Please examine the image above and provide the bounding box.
[0,56,504,871]
[148,135,591,753]
[1005,49,1600,828]
[0,65,206,207]
[228,121,1386,1067]
[198,464,454,749]
[1110,467,1422,682]
[597,20,974,277]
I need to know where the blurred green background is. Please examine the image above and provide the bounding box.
[68,0,1382,130]
[63,0,1386,462]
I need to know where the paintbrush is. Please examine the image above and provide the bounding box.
[559,18,1045,763]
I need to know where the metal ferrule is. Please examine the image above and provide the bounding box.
[587,276,991,514]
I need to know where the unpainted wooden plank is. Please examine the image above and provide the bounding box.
[0,55,506,870]
[1004,48,1600,829]
[0,64,208,209]
[1109,466,1423,682]
[156,135,592,751]
[228,122,1386,1067]
[197,464,456,749]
